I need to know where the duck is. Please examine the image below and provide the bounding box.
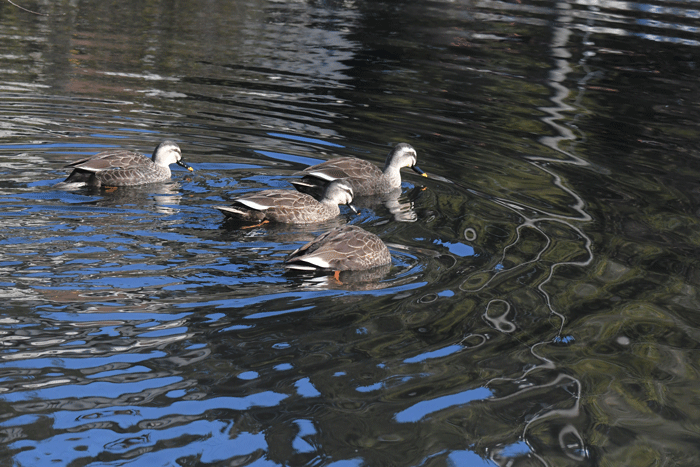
[215,180,355,225]
[291,143,426,197]
[284,224,391,272]
[58,141,193,188]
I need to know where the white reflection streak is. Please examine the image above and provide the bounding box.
[483,299,516,333]
[462,32,594,304]
[471,11,596,466]
[21,379,72,389]
[493,19,595,332]
[529,14,596,329]
[572,0,700,19]
[464,211,593,335]
[516,10,595,466]
[0,332,194,362]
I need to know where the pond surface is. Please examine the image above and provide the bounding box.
[1,0,700,465]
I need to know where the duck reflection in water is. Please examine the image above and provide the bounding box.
[360,186,422,223]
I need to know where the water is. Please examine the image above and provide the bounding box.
[1,0,700,465]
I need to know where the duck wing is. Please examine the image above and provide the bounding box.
[234,189,312,211]
[297,157,382,181]
[217,189,321,224]
[285,225,390,271]
[65,150,152,173]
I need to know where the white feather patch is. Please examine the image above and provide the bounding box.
[296,256,331,269]
[55,181,87,189]
[236,199,272,211]
[216,206,245,215]
[79,166,102,173]
[308,171,337,182]
[284,264,318,271]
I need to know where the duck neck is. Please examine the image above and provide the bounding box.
[154,164,171,176]
[381,164,402,189]
[152,157,169,168]
[320,198,341,213]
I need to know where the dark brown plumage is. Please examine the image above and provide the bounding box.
[292,143,426,196]
[284,224,392,271]
[58,141,192,188]
[215,180,354,224]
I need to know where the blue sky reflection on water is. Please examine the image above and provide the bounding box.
[0,376,184,403]
[394,387,493,424]
[1,0,700,464]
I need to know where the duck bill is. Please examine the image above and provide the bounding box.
[178,160,194,172]
[412,165,428,177]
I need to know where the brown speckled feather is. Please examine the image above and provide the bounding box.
[296,158,383,196]
[65,150,155,172]
[58,141,191,188]
[293,143,425,196]
[216,181,354,225]
[285,225,391,271]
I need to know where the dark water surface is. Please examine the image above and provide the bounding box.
[1,0,700,465]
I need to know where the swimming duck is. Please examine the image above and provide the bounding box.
[215,180,355,225]
[58,141,192,188]
[284,224,391,271]
[292,143,426,196]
